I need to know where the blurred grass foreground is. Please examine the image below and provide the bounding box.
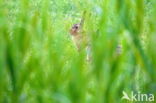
[0,0,156,103]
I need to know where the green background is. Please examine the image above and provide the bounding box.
[0,0,156,103]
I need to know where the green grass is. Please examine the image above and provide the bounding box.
[0,0,156,103]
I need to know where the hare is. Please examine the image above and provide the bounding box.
[70,19,85,51]
[69,12,122,62]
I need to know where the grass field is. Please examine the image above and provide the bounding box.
[0,0,156,103]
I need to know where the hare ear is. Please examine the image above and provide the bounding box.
[79,11,86,27]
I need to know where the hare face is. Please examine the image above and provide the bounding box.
[70,24,81,36]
